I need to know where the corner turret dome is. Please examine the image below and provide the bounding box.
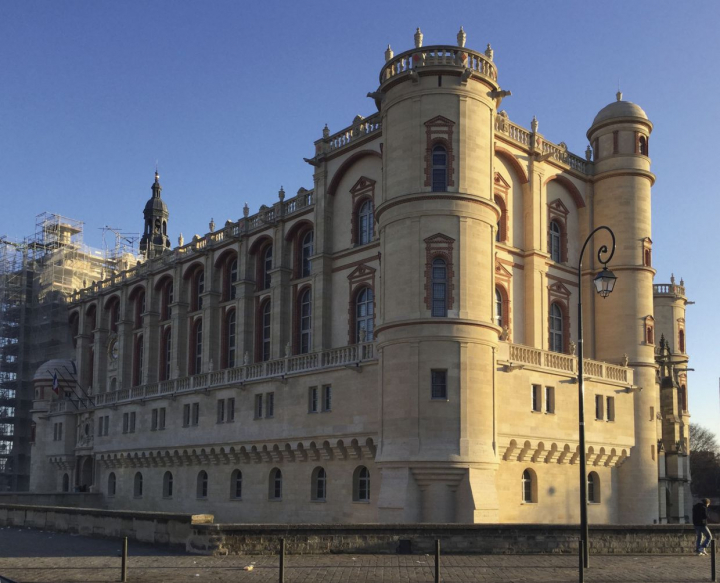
[591,92,648,126]
[33,359,77,382]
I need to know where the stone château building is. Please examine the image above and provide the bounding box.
[29,29,693,524]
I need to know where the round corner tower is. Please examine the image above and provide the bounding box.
[587,93,658,523]
[373,29,504,523]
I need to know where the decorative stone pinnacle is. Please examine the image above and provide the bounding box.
[585,145,592,161]
[385,44,394,62]
[680,277,684,286]
[457,26,466,48]
[485,43,493,61]
[670,273,675,284]
[531,116,538,133]
[414,27,423,48]
[243,202,249,218]
[322,124,330,138]
[209,218,215,232]
[178,233,184,246]
[616,90,623,102]
[278,186,285,201]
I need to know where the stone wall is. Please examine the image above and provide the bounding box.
[188,523,711,556]
[0,492,104,508]
[0,504,211,547]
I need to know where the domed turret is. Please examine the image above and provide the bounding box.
[139,170,171,258]
[33,359,77,401]
[591,91,649,128]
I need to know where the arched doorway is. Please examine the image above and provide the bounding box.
[77,456,93,492]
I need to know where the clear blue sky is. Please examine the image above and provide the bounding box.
[1,2,718,431]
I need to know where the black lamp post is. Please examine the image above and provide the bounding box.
[577,226,616,572]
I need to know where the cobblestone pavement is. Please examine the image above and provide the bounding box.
[0,526,715,582]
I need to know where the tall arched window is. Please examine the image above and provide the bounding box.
[431,258,447,317]
[638,135,648,155]
[163,471,173,498]
[495,288,504,328]
[263,245,273,290]
[522,469,536,503]
[62,473,69,492]
[225,310,236,368]
[269,468,282,500]
[301,230,314,277]
[191,319,203,374]
[230,469,242,499]
[108,472,116,496]
[134,472,143,498]
[134,290,145,329]
[312,467,326,501]
[197,470,208,499]
[431,145,447,192]
[549,220,562,262]
[299,288,312,354]
[228,258,238,300]
[357,200,374,245]
[160,327,172,381]
[133,335,144,386]
[587,472,600,503]
[549,303,564,353]
[353,466,370,502]
[162,281,174,320]
[260,301,272,361]
[679,329,685,353]
[192,270,205,311]
[355,288,374,343]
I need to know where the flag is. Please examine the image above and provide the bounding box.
[52,372,59,395]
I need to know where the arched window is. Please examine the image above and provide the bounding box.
[353,466,370,502]
[549,303,564,353]
[191,319,203,374]
[299,288,312,354]
[197,470,208,499]
[262,245,273,290]
[192,270,205,311]
[301,230,314,278]
[679,329,685,353]
[225,310,236,368]
[160,327,172,381]
[431,258,447,317]
[680,385,688,412]
[638,135,648,156]
[134,472,143,498]
[549,220,562,263]
[228,258,238,300]
[163,471,173,498]
[261,301,271,362]
[312,467,326,501]
[495,196,507,243]
[355,287,374,343]
[133,335,144,387]
[107,299,120,334]
[644,248,652,267]
[587,472,600,503]
[522,469,536,503]
[134,290,145,329]
[431,145,447,192]
[162,281,173,320]
[495,287,504,328]
[269,468,282,500]
[62,473,69,492]
[230,469,242,499]
[357,200,374,245]
[107,472,116,497]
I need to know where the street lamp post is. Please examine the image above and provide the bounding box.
[577,226,617,572]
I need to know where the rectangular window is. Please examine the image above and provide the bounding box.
[53,423,58,441]
[545,386,555,414]
[122,412,129,434]
[606,396,615,422]
[308,387,318,413]
[98,417,104,437]
[217,399,225,424]
[158,408,165,430]
[595,395,604,420]
[151,408,158,431]
[266,392,275,418]
[531,384,542,412]
[322,385,332,411]
[431,371,447,400]
[192,402,200,426]
[58,422,62,440]
[183,403,191,427]
[227,398,235,422]
[255,394,263,419]
[129,412,136,433]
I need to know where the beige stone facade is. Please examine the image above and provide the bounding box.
[29,30,692,525]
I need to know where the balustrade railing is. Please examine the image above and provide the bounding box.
[326,113,382,153]
[380,45,497,84]
[653,283,685,297]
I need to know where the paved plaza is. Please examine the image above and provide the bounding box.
[0,526,715,582]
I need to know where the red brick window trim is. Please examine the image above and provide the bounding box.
[494,173,511,244]
[424,116,455,189]
[644,315,655,345]
[548,282,572,353]
[424,234,455,312]
[347,264,376,345]
[547,199,570,263]
[642,237,652,267]
[677,318,685,353]
[495,258,513,339]
[350,177,376,247]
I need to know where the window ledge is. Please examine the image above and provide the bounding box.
[352,499,371,504]
[229,498,243,502]
[310,499,327,503]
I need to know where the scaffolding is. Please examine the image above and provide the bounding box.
[0,213,138,490]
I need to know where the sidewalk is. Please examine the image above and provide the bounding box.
[0,526,714,582]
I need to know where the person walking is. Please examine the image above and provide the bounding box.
[693,498,713,556]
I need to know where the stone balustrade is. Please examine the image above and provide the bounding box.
[324,113,382,153]
[52,342,377,412]
[380,45,497,84]
[653,283,685,297]
[506,343,632,385]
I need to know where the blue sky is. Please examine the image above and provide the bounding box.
[1,1,718,431]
